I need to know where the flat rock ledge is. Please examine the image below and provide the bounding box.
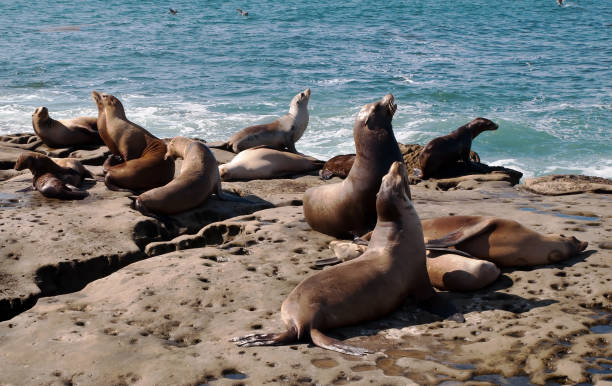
[0,133,610,384]
[522,174,612,195]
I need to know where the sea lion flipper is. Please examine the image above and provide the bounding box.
[419,294,465,323]
[215,184,251,203]
[313,257,342,268]
[310,329,371,356]
[426,220,495,248]
[230,329,297,347]
[425,247,475,258]
[16,186,35,193]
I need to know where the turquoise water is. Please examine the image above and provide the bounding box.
[0,0,610,178]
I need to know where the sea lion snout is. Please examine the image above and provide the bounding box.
[33,106,48,117]
[470,117,498,131]
[382,94,397,117]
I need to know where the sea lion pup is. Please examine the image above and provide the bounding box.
[132,137,246,216]
[211,88,310,153]
[219,147,324,181]
[418,117,498,179]
[303,94,407,239]
[320,154,355,180]
[14,152,89,199]
[232,162,459,355]
[14,151,93,187]
[31,107,102,148]
[92,91,175,191]
[423,216,588,267]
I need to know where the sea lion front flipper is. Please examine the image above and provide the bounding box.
[419,293,465,323]
[313,257,342,268]
[215,184,252,203]
[426,219,495,248]
[310,328,371,356]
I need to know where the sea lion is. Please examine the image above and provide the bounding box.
[303,94,406,239]
[31,107,101,148]
[14,151,92,187]
[423,216,588,267]
[231,162,460,355]
[419,118,498,179]
[212,88,310,153]
[132,137,246,216]
[219,147,324,181]
[92,91,174,191]
[320,154,355,180]
[323,240,500,292]
[14,152,89,199]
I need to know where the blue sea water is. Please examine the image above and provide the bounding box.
[0,0,610,178]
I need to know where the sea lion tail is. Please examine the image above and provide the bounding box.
[310,328,372,356]
[230,328,297,347]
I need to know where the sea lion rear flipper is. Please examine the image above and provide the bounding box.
[419,293,465,323]
[215,184,252,203]
[312,257,342,268]
[426,220,495,248]
[310,328,371,356]
[230,328,297,347]
[207,141,232,151]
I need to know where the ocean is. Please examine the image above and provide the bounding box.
[0,0,610,178]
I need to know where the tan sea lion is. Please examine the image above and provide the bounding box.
[211,88,310,153]
[132,137,246,216]
[218,147,324,181]
[419,118,498,179]
[93,92,174,191]
[303,94,407,239]
[320,154,355,180]
[231,162,460,355]
[14,151,92,187]
[14,152,89,199]
[423,216,588,267]
[31,107,101,148]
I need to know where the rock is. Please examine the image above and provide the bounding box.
[522,174,612,195]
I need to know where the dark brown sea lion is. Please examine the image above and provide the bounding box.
[320,154,355,180]
[419,118,498,179]
[92,91,174,191]
[231,162,460,355]
[423,216,588,267]
[132,137,245,216]
[303,94,406,239]
[211,88,310,153]
[31,107,101,148]
[219,147,324,181]
[14,152,90,199]
[14,151,92,187]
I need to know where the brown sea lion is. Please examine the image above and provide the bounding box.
[211,88,310,153]
[419,118,498,179]
[320,154,355,180]
[31,107,101,148]
[423,216,588,267]
[92,92,174,191]
[219,147,324,181]
[14,151,92,187]
[132,137,246,216]
[303,94,406,239]
[231,162,460,355]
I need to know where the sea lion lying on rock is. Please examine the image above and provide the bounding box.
[91,91,174,192]
[219,147,324,181]
[32,107,101,148]
[231,162,462,355]
[419,118,498,179]
[210,88,310,153]
[132,137,246,216]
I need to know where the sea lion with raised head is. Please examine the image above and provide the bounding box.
[303,94,406,239]
[92,91,174,191]
[419,118,498,179]
[320,154,355,180]
[231,162,461,355]
[219,147,324,181]
[14,152,89,199]
[32,107,101,148]
[423,216,588,267]
[132,137,246,216]
[211,88,310,153]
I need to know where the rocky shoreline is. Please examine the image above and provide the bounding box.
[0,134,610,385]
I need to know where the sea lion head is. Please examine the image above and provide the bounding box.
[91,90,103,110]
[99,93,127,118]
[32,107,49,122]
[164,136,191,160]
[289,88,311,115]
[15,151,48,171]
[376,161,412,221]
[466,117,498,138]
[356,94,397,133]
